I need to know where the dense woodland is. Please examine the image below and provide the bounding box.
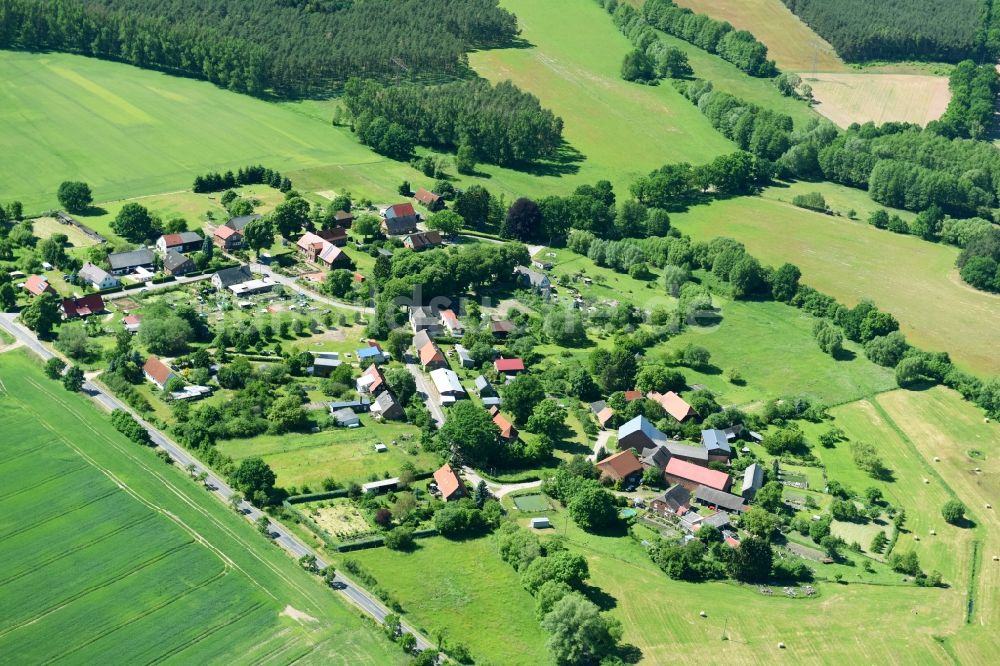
[782,0,995,63]
[0,0,518,96]
[342,79,564,166]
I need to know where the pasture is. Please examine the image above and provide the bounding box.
[0,350,400,665]
[348,536,552,666]
[671,196,1000,376]
[806,72,950,127]
[671,0,847,72]
[215,415,440,490]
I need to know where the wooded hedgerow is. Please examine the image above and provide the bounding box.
[0,0,518,97]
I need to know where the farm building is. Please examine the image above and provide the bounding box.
[332,407,361,427]
[413,188,444,211]
[122,314,142,333]
[494,357,525,375]
[617,415,667,451]
[381,203,419,235]
[742,463,764,500]
[108,249,156,276]
[211,265,253,290]
[403,230,443,250]
[513,266,551,297]
[419,341,447,370]
[430,368,466,403]
[490,320,515,339]
[163,251,195,276]
[228,278,274,297]
[530,517,551,529]
[357,345,385,364]
[649,485,691,517]
[454,344,474,368]
[155,231,203,255]
[327,397,371,413]
[213,224,243,250]
[410,306,443,336]
[362,478,399,494]
[312,355,342,378]
[490,407,519,442]
[693,485,747,514]
[225,214,261,232]
[664,458,731,492]
[439,308,463,337]
[371,391,405,421]
[701,429,732,460]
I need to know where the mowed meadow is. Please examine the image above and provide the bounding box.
[0,351,401,665]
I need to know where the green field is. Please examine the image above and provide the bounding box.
[216,415,441,490]
[470,0,735,194]
[652,295,897,408]
[0,350,401,665]
[348,536,552,666]
[671,195,1000,376]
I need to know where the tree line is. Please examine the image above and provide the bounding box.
[192,165,291,194]
[934,60,1000,140]
[0,0,518,97]
[342,78,564,167]
[604,0,777,77]
[781,0,988,63]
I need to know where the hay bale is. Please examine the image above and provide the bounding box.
[699,611,707,618]
[778,642,786,649]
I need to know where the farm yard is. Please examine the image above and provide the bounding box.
[0,351,400,665]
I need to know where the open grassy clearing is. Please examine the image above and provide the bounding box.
[671,196,1000,376]
[762,180,916,222]
[651,295,896,408]
[670,0,847,72]
[469,0,734,195]
[216,414,440,490]
[348,536,552,666]
[876,387,1000,664]
[0,350,401,665]
[805,72,950,128]
[31,215,99,247]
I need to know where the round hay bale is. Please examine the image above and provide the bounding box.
[987,504,993,509]
[976,468,982,473]
[700,611,707,618]
[992,555,999,561]
[778,642,786,649]
[923,478,930,484]
[930,530,936,536]
[933,457,940,462]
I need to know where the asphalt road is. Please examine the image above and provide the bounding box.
[0,313,432,653]
[250,262,373,314]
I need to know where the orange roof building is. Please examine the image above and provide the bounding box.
[648,390,697,423]
[433,463,466,501]
[596,450,643,481]
[419,341,446,369]
[492,410,518,441]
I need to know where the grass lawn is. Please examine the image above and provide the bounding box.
[762,180,916,223]
[347,536,552,666]
[31,215,99,247]
[671,195,1000,376]
[546,247,676,311]
[0,350,401,665]
[216,414,440,490]
[650,296,896,408]
[469,0,735,197]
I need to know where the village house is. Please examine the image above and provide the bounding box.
[226,214,261,233]
[211,265,252,291]
[155,231,203,255]
[356,364,387,394]
[24,274,56,297]
[333,210,354,227]
[381,203,419,235]
[647,391,697,423]
[163,251,195,276]
[414,188,445,211]
[490,406,519,442]
[371,391,405,421]
[213,224,244,250]
[412,329,433,351]
[514,266,551,297]
[77,262,119,290]
[419,341,447,370]
[439,308,463,337]
[742,463,764,500]
[475,376,501,407]
[595,449,643,484]
[107,249,156,276]
[61,294,106,319]
[403,230,443,250]
[409,306,443,336]
[143,356,178,390]
[315,227,348,247]
[430,368,466,404]
[296,231,350,268]
[649,485,692,518]
[664,457,731,492]
[433,463,467,502]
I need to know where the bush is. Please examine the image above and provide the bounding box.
[791,191,827,212]
[941,499,967,525]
